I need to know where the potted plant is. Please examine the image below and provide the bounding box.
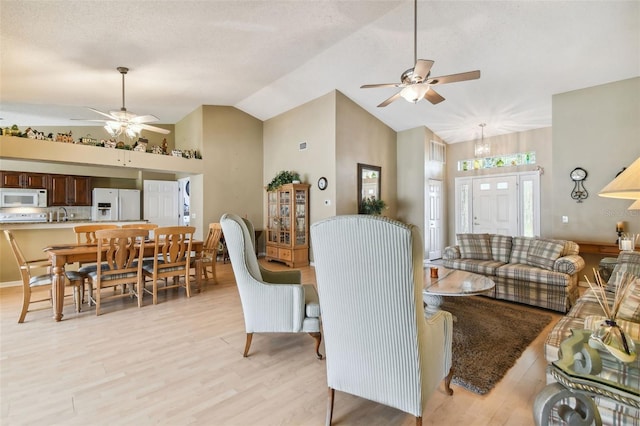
[359,196,386,215]
[266,170,301,191]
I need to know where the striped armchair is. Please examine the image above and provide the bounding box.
[220,213,322,359]
[311,215,453,426]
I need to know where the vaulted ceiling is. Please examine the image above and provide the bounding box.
[1,1,638,143]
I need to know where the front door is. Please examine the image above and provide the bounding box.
[472,175,518,235]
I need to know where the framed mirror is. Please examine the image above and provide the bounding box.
[357,163,381,211]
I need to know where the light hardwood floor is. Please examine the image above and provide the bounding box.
[0,260,560,425]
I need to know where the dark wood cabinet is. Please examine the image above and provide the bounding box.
[67,176,92,206]
[1,171,47,188]
[48,175,92,206]
[48,174,68,206]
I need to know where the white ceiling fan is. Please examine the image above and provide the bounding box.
[361,0,480,107]
[78,66,170,137]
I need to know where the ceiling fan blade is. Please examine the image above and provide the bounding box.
[361,83,403,89]
[424,88,445,105]
[88,108,117,120]
[130,114,159,124]
[377,92,402,107]
[428,70,481,85]
[138,123,171,135]
[412,59,434,82]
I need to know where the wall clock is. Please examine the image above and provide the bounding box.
[570,167,588,202]
[318,177,328,191]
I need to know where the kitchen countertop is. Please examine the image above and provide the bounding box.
[0,220,149,230]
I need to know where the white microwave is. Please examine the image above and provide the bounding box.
[0,188,48,208]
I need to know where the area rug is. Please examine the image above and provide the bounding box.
[439,296,553,395]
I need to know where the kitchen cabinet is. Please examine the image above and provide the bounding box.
[48,175,92,206]
[265,183,309,267]
[1,171,47,188]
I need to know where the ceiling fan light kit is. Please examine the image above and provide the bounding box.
[78,66,170,138]
[361,0,480,108]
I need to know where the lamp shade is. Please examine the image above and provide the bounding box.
[599,156,640,199]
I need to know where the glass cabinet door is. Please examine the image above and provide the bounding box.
[295,189,307,246]
[267,191,278,243]
[278,189,291,245]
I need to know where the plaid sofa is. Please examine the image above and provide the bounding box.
[443,234,584,312]
[543,251,640,425]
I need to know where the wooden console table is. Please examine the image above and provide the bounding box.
[575,240,620,256]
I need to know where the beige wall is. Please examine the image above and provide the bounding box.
[552,77,640,241]
[199,106,264,229]
[335,91,397,217]
[396,126,446,240]
[263,92,337,226]
[552,77,640,278]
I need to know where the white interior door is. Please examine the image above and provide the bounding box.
[472,176,518,235]
[426,179,443,260]
[143,180,179,228]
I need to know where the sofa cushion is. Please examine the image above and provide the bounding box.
[457,233,492,260]
[526,239,564,271]
[490,234,512,263]
[509,236,534,264]
[495,263,570,287]
[444,259,505,276]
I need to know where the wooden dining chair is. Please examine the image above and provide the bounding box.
[200,223,223,284]
[4,230,84,322]
[87,228,148,315]
[142,226,196,304]
[74,224,121,303]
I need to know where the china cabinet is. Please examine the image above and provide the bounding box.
[266,183,310,267]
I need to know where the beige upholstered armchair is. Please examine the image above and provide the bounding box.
[220,213,322,359]
[311,215,453,426]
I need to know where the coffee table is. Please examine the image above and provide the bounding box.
[423,267,495,317]
[533,329,639,425]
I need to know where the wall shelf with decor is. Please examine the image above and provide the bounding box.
[458,151,536,172]
[0,136,203,175]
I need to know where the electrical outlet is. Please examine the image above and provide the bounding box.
[562,216,568,223]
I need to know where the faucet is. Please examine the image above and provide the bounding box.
[57,207,68,222]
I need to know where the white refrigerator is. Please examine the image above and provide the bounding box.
[92,188,141,221]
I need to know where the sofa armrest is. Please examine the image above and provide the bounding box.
[443,245,461,260]
[553,254,585,275]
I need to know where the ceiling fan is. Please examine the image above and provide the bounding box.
[78,66,170,137]
[361,0,480,107]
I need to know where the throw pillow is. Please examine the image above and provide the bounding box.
[510,236,534,264]
[616,277,640,322]
[526,239,564,271]
[607,262,640,292]
[490,234,512,263]
[457,233,492,260]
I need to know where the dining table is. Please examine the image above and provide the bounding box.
[43,240,204,322]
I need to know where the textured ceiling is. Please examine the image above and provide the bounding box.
[1,0,638,143]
